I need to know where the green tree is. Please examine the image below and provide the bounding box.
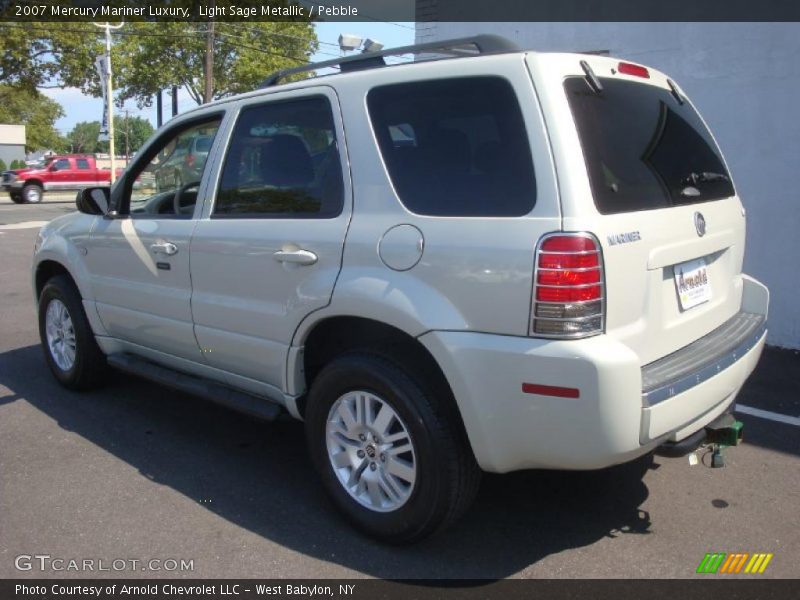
[0,85,66,152]
[66,121,102,154]
[0,159,7,171]
[111,115,155,155]
[67,116,155,155]
[114,19,318,107]
[0,21,104,95]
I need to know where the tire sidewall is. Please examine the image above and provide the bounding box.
[38,279,89,388]
[306,354,450,541]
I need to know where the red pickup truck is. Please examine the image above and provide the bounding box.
[2,155,120,204]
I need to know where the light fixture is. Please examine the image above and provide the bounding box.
[362,39,384,53]
[338,33,362,52]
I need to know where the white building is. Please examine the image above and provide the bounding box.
[417,22,800,349]
[0,124,26,167]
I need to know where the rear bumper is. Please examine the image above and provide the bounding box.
[419,274,769,473]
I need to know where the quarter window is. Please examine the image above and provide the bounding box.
[367,77,537,217]
[214,96,344,219]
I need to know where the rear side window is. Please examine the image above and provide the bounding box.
[214,96,343,219]
[367,77,536,217]
[76,159,90,170]
[565,77,735,214]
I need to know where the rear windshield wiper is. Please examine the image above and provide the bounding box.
[683,171,730,185]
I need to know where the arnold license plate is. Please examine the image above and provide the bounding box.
[674,257,711,310]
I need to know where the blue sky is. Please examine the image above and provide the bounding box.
[40,22,415,136]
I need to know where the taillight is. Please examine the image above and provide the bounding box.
[531,233,605,338]
[185,153,195,168]
[618,62,650,79]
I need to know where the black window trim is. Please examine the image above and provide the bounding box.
[210,93,345,221]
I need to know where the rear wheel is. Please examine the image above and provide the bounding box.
[22,183,43,204]
[305,352,480,543]
[38,275,107,390]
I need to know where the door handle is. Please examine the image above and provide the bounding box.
[273,249,318,266]
[150,241,178,256]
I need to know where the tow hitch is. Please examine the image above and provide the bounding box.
[657,411,744,467]
[704,413,744,468]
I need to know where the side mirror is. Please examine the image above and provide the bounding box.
[76,187,110,215]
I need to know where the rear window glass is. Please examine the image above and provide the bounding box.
[565,77,735,214]
[367,77,536,217]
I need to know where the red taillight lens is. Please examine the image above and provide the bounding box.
[185,153,195,168]
[618,62,650,79]
[531,233,605,338]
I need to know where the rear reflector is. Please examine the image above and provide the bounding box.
[618,62,650,79]
[522,383,580,398]
[531,233,605,339]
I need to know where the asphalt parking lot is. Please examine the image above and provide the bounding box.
[1,194,798,579]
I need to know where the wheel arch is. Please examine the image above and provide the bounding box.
[293,315,474,456]
[33,255,107,337]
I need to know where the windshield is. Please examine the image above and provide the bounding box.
[565,77,735,214]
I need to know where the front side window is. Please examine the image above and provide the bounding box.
[214,96,343,218]
[52,159,70,171]
[565,77,735,214]
[367,77,537,217]
[128,119,221,217]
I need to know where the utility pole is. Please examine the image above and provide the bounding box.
[203,2,215,104]
[171,86,178,117]
[92,21,124,183]
[156,90,163,128]
[123,109,130,164]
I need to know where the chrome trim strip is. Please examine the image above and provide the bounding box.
[642,321,766,407]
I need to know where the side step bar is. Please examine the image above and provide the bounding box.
[107,353,282,421]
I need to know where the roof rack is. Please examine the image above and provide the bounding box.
[259,35,520,88]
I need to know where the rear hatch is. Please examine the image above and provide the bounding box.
[528,54,746,365]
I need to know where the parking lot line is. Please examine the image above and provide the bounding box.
[0,221,49,230]
[737,404,800,427]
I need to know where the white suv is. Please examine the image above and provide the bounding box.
[32,36,769,542]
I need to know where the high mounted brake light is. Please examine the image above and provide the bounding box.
[531,233,605,338]
[618,62,650,79]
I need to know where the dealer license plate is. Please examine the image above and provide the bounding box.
[674,258,711,311]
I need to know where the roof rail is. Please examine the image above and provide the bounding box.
[259,35,520,88]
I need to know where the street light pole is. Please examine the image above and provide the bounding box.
[92,21,123,183]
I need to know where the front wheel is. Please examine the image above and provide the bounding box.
[38,275,107,390]
[305,352,480,543]
[9,192,24,204]
[22,183,43,203]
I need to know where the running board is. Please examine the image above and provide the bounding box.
[107,353,282,421]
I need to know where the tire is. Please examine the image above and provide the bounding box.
[38,275,107,390]
[22,183,43,204]
[305,352,481,543]
[10,192,24,204]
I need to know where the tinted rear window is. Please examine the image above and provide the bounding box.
[367,77,536,217]
[565,77,735,214]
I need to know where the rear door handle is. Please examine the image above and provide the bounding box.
[273,249,318,266]
[150,241,178,256]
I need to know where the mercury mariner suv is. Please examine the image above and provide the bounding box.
[32,36,769,542]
